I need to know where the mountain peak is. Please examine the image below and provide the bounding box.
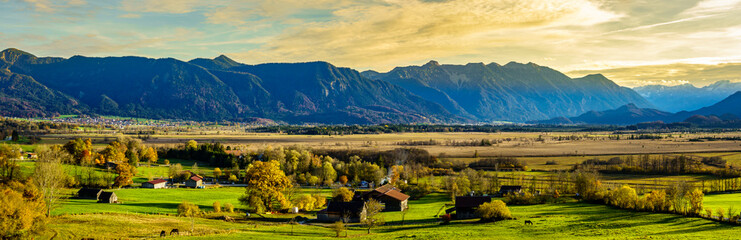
[1,48,37,64]
[423,60,440,67]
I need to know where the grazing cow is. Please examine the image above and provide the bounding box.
[524,220,534,225]
[160,230,167,237]
[170,229,179,235]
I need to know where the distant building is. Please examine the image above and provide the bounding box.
[98,191,118,203]
[499,185,523,196]
[77,188,102,199]
[447,196,492,219]
[142,179,167,189]
[104,161,119,170]
[185,176,203,188]
[358,184,410,211]
[317,201,367,223]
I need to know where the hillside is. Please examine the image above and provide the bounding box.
[363,61,652,122]
[633,81,741,112]
[0,48,458,124]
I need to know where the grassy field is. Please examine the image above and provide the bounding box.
[39,190,741,239]
[703,193,741,212]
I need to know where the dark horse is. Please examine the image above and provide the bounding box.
[170,229,179,235]
[160,230,167,237]
[524,220,534,225]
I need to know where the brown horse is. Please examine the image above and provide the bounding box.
[524,220,534,225]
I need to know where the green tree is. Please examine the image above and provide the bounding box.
[321,161,337,185]
[362,199,385,234]
[34,146,71,216]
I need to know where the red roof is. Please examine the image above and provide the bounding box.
[370,184,410,201]
[146,179,167,184]
[189,176,202,181]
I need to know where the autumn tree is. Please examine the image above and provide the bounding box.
[362,199,385,234]
[0,180,46,238]
[390,165,404,184]
[688,188,704,216]
[0,144,22,181]
[114,163,135,188]
[214,168,222,179]
[63,138,92,165]
[34,146,71,216]
[321,161,337,185]
[332,187,354,202]
[140,147,158,165]
[239,160,292,213]
[97,141,127,164]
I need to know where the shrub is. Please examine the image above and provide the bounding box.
[213,201,222,213]
[224,203,234,213]
[177,201,200,217]
[476,200,512,221]
[606,185,638,210]
[295,195,317,211]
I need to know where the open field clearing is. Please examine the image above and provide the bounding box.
[38,132,741,158]
[39,192,740,239]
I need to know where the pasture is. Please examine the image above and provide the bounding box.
[41,189,741,239]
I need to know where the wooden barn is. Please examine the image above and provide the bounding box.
[97,191,118,203]
[142,179,167,189]
[77,188,102,199]
[358,184,410,211]
[317,201,367,223]
[446,196,492,219]
[186,176,203,188]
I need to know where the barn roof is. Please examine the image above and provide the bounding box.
[99,191,116,199]
[78,188,102,195]
[189,176,202,181]
[146,179,167,184]
[369,184,410,201]
[455,196,492,208]
[326,201,366,214]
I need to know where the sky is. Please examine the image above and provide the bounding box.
[1,0,741,87]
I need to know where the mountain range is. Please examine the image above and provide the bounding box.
[633,80,741,112]
[1,48,657,124]
[362,61,652,122]
[535,91,741,126]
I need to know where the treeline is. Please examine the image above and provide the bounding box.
[249,124,623,135]
[578,155,741,177]
[0,117,78,141]
[159,141,242,168]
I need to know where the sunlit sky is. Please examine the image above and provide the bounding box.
[2,0,741,87]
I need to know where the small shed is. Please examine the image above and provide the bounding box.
[185,176,203,188]
[104,161,119,170]
[142,179,167,189]
[317,201,367,223]
[449,196,492,219]
[98,191,118,203]
[77,188,102,199]
[358,184,410,211]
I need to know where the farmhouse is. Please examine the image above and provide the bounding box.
[77,188,102,199]
[97,191,118,203]
[499,185,523,196]
[142,179,167,189]
[447,196,492,219]
[357,184,410,211]
[317,201,367,223]
[186,176,203,188]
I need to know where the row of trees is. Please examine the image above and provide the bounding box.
[579,155,741,177]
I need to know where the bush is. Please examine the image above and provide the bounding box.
[505,192,537,205]
[476,200,512,221]
[177,201,200,217]
[313,194,327,209]
[295,195,317,211]
[606,185,638,209]
[213,201,222,213]
[224,203,234,213]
